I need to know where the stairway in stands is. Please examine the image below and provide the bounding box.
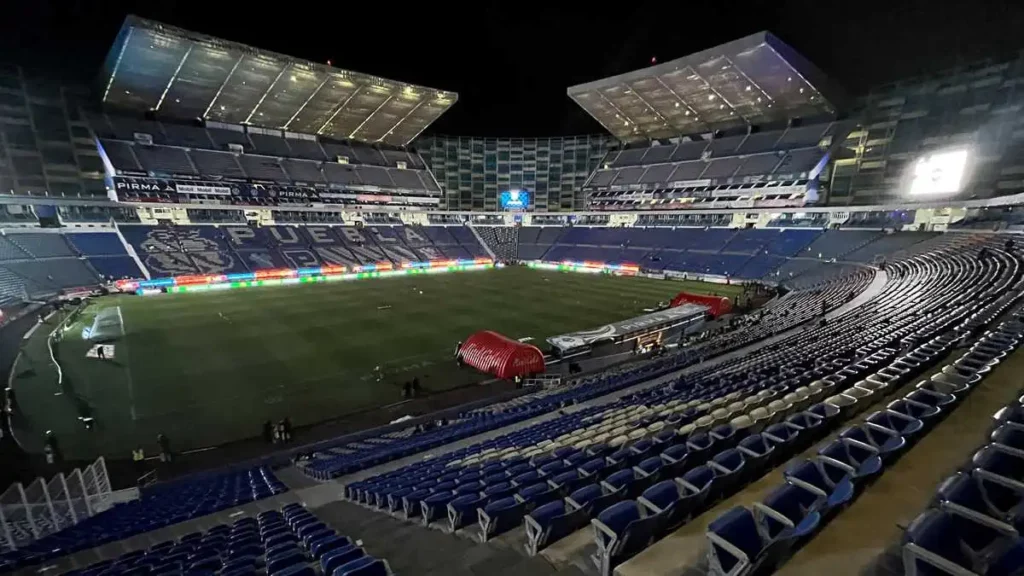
[473,226,519,261]
[313,499,587,576]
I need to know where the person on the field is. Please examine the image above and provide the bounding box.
[412,377,421,397]
[157,433,172,463]
[44,431,62,465]
[282,417,293,442]
[97,346,105,360]
[453,341,463,358]
[5,386,16,415]
[132,445,146,476]
[374,365,383,383]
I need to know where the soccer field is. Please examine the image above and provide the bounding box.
[11,266,742,460]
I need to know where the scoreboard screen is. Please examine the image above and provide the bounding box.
[500,190,530,211]
[908,150,968,196]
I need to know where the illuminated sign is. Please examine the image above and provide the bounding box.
[500,190,530,211]
[909,149,968,196]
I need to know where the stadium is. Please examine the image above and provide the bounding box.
[0,6,1024,576]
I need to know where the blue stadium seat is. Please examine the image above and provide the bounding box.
[816,438,884,483]
[902,508,1024,576]
[783,460,855,520]
[524,499,590,555]
[637,478,702,533]
[591,500,660,576]
[934,472,1024,531]
[706,506,777,576]
[478,497,526,541]
[566,484,619,521]
[658,443,691,478]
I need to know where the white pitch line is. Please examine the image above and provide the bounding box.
[116,306,138,422]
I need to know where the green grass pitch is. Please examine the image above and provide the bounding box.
[10,266,743,460]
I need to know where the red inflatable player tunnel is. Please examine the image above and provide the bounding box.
[670,291,733,318]
[458,330,546,379]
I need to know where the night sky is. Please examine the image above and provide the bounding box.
[2,0,1023,137]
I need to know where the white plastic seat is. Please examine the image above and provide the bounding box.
[627,428,647,441]
[742,396,762,411]
[695,415,716,430]
[729,414,754,432]
[824,394,855,412]
[647,421,666,433]
[609,435,630,448]
[748,408,770,432]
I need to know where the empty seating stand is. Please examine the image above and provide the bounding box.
[899,323,1024,576]
[1,504,395,576]
[707,309,1024,575]
[334,240,1021,576]
[0,467,286,571]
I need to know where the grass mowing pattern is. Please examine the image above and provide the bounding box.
[12,267,742,459]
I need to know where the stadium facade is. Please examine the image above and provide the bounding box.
[830,56,1024,204]
[0,23,1022,215]
[416,135,610,211]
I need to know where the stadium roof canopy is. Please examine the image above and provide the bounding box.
[568,32,844,143]
[99,16,457,146]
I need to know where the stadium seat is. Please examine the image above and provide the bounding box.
[478,497,526,541]
[591,500,660,576]
[524,499,590,555]
[902,508,1024,576]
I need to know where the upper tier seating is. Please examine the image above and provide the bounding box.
[592,126,834,190]
[189,150,247,179]
[134,146,196,175]
[99,140,141,171]
[238,154,289,181]
[92,113,439,197]
[0,467,285,571]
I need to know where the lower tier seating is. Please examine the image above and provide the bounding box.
[8,503,394,576]
[708,312,1024,576]
[0,467,285,571]
[339,240,1020,576]
[899,343,1024,576]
